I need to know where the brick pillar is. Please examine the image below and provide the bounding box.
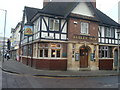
[96,45,99,70]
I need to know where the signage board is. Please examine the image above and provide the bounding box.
[75,53,80,61]
[90,53,95,61]
[24,25,33,36]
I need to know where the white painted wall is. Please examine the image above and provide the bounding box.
[99,26,119,44]
[115,29,118,39]
[33,18,40,33]
[71,2,94,17]
[41,17,67,40]
[11,23,21,48]
[42,17,48,31]
[61,20,67,33]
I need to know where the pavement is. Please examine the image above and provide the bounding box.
[0,58,120,77]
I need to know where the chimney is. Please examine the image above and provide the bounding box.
[43,0,50,7]
[90,0,96,8]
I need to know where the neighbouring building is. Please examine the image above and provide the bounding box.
[19,0,120,71]
[10,22,21,60]
[0,36,8,55]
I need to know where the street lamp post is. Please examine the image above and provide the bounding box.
[117,29,120,73]
[0,9,7,63]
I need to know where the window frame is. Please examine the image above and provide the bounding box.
[99,46,113,58]
[80,22,89,34]
[38,43,49,58]
[105,27,115,38]
[51,44,61,58]
[49,18,60,31]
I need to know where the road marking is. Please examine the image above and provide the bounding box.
[2,71,84,79]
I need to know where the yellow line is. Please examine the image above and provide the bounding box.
[3,71,83,79]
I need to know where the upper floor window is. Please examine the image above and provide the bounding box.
[81,22,89,34]
[105,27,115,38]
[49,18,59,31]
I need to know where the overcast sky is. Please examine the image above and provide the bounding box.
[0,0,119,38]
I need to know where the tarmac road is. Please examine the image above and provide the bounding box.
[2,71,119,88]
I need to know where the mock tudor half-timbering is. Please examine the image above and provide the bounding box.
[19,0,120,71]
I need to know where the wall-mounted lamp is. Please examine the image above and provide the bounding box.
[74,21,78,24]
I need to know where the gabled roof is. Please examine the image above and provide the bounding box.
[24,2,120,28]
[95,8,120,28]
[42,2,79,17]
[24,6,42,22]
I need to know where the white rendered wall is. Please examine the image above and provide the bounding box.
[71,2,94,17]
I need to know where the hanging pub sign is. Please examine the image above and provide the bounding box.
[24,25,33,36]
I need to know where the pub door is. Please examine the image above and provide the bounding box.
[80,47,89,68]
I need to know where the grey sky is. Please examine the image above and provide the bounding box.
[0,0,119,38]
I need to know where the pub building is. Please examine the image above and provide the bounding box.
[19,0,120,71]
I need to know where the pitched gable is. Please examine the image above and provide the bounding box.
[71,2,94,17]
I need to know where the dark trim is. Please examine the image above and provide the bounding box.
[39,16,42,39]
[99,23,120,29]
[66,18,69,39]
[69,16,99,23]
[99,37,118,45]
[40,37,68,41]
[60,20,67,32]
[48,17,50,36]
[41,31,67,34]
[42,17,49,32]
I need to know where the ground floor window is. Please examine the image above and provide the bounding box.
[38,43,48,57]
[22,45,27,56]
[99,46,113,58]
[51,43,61,58]
[22,43,65,58]
[51,49,61,58]
[37,43,62,58]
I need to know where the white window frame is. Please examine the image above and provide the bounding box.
[49,18,59,31]
[99,46,109,58]
[105,27,115,38]
[81,22,89,34]
[51,44,61,58]
[38,43,48,58]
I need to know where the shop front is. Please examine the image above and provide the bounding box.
[21,42,68,70]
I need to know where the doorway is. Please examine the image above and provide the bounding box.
[80,46,90,68]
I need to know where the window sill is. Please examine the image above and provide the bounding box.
[34,57,67,60]
[80,33,90,36]
[99,58,114,60]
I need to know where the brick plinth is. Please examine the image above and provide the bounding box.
[21,57,67,71]
[99,59,113,70]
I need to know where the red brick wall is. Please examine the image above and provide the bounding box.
[68,18,98,43]
[99,59,113,70]
[21,57,67,71]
